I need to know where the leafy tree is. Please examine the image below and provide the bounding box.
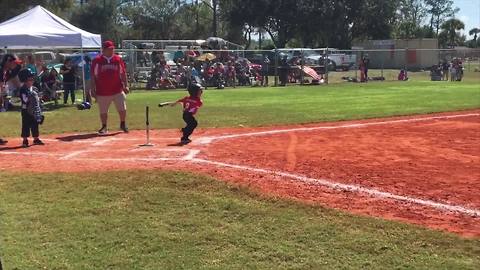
[439,18,465,48]
[394,0,427,39]
[0,0,74,22]
[469,28,480,43]
[425,0,458,36]
[70,0,134,42]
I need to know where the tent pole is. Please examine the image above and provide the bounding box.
[80,46,86,102]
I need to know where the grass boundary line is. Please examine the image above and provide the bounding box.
[196,113,480,144]
[190,157,480,217]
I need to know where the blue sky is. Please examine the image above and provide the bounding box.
[454,0,480,38]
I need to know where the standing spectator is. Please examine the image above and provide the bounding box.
[0,54,22,144]
[83,56,92,103]
[279,55,289,86]
[18,69,44,147]
[91,40,129,134]
[442,60,449,81]
[261,56,270,87]
[361,56,369,82]
[225,61,236,88]
[1,54,22,111]
[60,58,76,104]
[449,60,457,82]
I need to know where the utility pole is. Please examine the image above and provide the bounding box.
[195,0,199,36]
[212,0,218,37]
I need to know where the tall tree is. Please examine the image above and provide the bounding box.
[425,0,458,36]
[394,0,427,39]
[0,0,74,22]
[439,18,465,48]
[469,28,480,42]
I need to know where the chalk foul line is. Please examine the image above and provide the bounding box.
[196,113,480,144]
[190,158,480,217]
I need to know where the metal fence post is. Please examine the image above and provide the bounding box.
[405,48,408,72]
[274,48,278,86]
[325,47,329,84]
[300,49,304,85]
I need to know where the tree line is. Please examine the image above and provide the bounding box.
[0,0,478,49]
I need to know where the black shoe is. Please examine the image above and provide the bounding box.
[180,138,192,145]
[33,139,45,145]
[98,125,108,135]
[22,139,29,148]
[120,122,129,133]
[0,138,7,145]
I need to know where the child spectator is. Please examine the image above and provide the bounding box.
[18,69,44,148]
[398,69,408,81]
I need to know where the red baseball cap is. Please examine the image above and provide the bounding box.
[102,40,115,49]
[4,54,22,65]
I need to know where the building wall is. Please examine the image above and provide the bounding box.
[353,39,439,70]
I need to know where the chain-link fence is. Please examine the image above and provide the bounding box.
[2,48,479,93]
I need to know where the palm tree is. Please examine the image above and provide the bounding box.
[440,18,465,47]
[469,27,480,42]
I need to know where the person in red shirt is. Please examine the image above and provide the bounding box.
[91,40,129,134]
[170,83,203,145]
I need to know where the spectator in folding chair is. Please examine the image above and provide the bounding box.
[41,67,61,103]
[174,46,184,64]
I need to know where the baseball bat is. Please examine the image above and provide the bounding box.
[158,102,174,107]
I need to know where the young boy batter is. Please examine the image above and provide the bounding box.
[170,83,203,144]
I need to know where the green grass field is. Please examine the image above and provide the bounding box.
[1,72,479,269]
[1,172,479,269]
[0,77,479,137]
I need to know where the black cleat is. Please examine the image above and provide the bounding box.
[33,139,45,145]
[180,138,192,145]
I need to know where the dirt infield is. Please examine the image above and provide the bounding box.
[1,111,479,237]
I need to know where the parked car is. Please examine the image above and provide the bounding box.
[312,48,356,71]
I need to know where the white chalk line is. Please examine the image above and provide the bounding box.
[72,157,181,162]
[60,150,91,160]
[196,113,480,144]
[190,158,480,217]
[2,113,479,218]
[183,150,201,160]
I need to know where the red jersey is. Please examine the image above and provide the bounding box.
[178,96,203,115]
[91,54,126,96]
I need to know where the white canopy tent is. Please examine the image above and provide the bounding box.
[0,5,101,49]
[0,5,102,102]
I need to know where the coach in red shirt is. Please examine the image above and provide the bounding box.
[91,40,129,134]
